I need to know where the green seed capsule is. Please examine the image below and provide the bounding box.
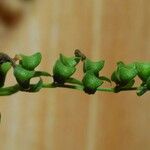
[60,54,80,67]
[53,60,76,84]
[83,59,104,76]
[135,62,150,82]
[112,62,137,85]
[111,70,120,84]
[0,62,11,87]
[14,65,35,89]
[82,71,103,94]
[117,65,137,83]
[19,52,42,70]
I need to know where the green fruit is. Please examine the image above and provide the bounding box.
[60,54,80,67]
[82,71,103,94]
[117,65,137,83]
[14,65,35,89]
[0,62,11,87]
[83,59,104,76]
[112,62,137,85]
[19,52,42,70]
[111,71,120,84]
[135,62,150,82]
[53,60,76,84]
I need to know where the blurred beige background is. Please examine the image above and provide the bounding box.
[1,0,150,150]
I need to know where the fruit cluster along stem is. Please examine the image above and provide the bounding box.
[0,50,150,96]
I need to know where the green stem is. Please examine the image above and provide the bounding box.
[42,83,84,91]
[0,83,141,96]
[42,83,138,93]
[97,87,115,92]
[65,78,83,85]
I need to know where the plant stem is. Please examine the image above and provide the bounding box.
[0,83,142,96]
[42,83,84,91]
[97,87,115,92]
[65,78,83,85]
[42,83,139,93]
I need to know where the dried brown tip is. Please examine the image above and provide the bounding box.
[74,49,86,61]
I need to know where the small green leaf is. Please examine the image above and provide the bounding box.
[53,60,76,84]
[135,62,150,82]
[60,54,80,67]
[19,52,42,70]
[83,59,104,76]
[14,65,35,89]
[82,71,103,94]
